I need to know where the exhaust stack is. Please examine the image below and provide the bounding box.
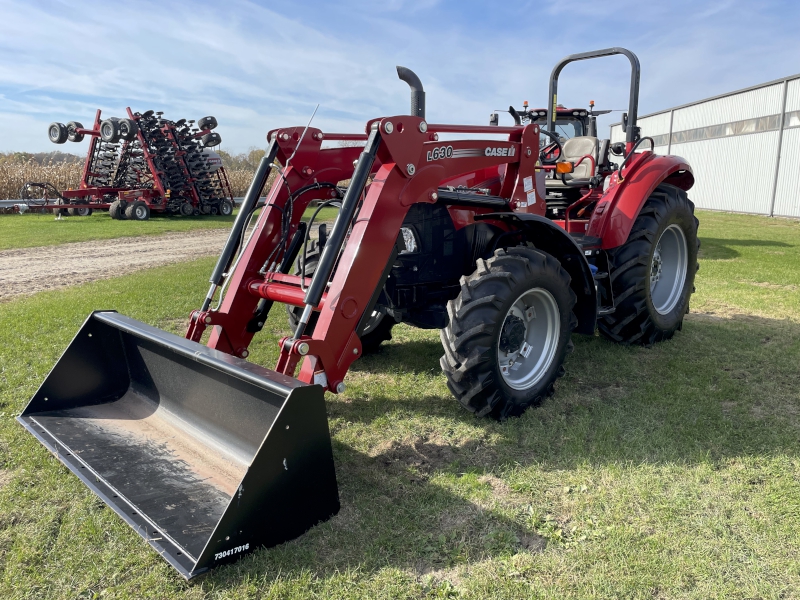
[396,66,425,119]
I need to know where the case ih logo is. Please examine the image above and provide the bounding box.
[485,146,515,157]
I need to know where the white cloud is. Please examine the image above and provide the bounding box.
[0,0,798,153]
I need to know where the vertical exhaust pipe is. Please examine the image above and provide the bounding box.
[396,66,425,119]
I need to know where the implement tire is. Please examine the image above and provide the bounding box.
[598,183,699,345]
[108,200,124,220]
[286,240,394,352]
[441,245,577,420]
[67,206,92,217]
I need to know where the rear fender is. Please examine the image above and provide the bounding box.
[588,154,694,249]
[475,213,596,335]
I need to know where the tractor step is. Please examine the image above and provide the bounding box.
[18,311,338,579]
[570,234,602,250]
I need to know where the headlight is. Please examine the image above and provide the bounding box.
[399,227,418,254]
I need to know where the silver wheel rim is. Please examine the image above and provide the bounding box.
[222,203,231,215]
[650,224,688,315]
[497,288,560,390]
[135,205,147,219]
[361,310,385,336]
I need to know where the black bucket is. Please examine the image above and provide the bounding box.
[18,311,339,579]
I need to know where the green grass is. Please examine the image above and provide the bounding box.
[0,205,339,252]
[0,210,799,598]
[0,211,235,251]
[301,206,339,223]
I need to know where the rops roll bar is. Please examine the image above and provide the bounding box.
[547,47,641,145]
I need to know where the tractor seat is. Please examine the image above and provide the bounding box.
[547,136,598,187]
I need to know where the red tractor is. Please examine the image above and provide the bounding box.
[20,48,699,578]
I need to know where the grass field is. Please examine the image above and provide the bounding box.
[0,210,798,599]
[0,206,340,251]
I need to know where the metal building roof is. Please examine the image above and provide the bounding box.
[611,72,800,126]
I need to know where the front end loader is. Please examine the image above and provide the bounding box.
[19,48,699,578]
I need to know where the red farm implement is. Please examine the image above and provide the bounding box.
[23,109,233,219]
[19,48,698,578]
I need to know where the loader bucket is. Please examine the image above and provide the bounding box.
[17,311,339,579]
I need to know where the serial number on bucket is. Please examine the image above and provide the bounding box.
[215,543,250,561]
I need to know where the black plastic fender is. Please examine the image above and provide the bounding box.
[475,213,597,335]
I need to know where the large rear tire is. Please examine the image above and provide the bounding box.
[598,184,699,345]
[441,246,577,420]
[286,240,394,352]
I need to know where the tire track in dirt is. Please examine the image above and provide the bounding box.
[0,229,230,302]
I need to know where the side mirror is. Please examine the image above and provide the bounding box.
[489,113,499,126]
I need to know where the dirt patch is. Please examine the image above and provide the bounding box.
[738,280,798,292]
[0,221,334,302]
[688,310,796,326]
[49,390,248,496]
[374,437,499,479]
[0,229,229,302]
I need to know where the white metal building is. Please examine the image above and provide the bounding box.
[610,74,800,218]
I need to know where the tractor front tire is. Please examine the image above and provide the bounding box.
[441,246,577,420]
[286,240,394,353]
[598,183,699,345]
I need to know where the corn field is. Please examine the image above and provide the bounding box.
[0,160,81,200]
[0,159,258,200]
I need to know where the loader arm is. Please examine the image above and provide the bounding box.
[192,116,542,393]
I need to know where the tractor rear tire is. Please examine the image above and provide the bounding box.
[440,246,577,420]
[286,240,394,353]
[598,183,699,345]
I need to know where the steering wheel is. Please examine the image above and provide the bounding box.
[538,129,563,165]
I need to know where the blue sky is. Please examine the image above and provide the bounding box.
[1,0,798,154]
